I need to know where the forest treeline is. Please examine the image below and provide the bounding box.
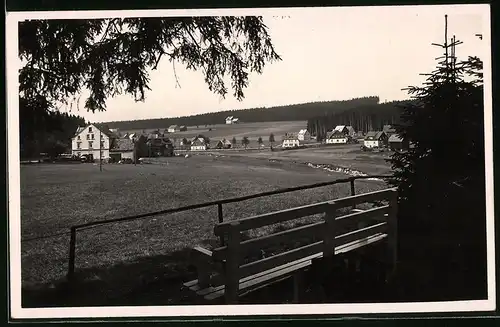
[306,100,414,141]
[104,96,381,130]
[20,98,87,159]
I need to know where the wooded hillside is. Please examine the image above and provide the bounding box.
[307,100,413,141]
[103,96,381,130]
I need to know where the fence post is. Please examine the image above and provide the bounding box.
[225,221,241,304]
[386,189,399,281]
[323,202,337,258]
[350,178,356,210]
[218,203,225,246]
[67,227,77,281]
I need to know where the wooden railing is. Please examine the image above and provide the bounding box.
[187,187,398,304]
[67,175,394,281]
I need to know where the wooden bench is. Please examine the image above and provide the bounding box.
[183,188,398,304]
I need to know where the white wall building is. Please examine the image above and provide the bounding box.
[72,124,117,160]
[282,137,300,148]
[297,129,311,141]
[190,137,208,151]
[325,133,348,144]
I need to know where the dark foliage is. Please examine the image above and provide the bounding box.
[20,97,86,159]
[387,33,486,300]
[306,100,416,141]
[18,16,281,155]
[101,97,381,130]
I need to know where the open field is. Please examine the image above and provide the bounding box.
[122,120,308,147]
[20,155,390,306]
[186,143,394,176]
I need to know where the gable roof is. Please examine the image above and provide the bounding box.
[365,131,386,140]
[328,131,348,139]
[74,126,85,136]
[168,125,178,129]
[111,138,135,152]
[389,134,404,142]
[298,129,309,135]
[226,116,233,120]
[334,125,346,132]
[191,137,206,146]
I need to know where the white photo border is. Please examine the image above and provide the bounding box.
[6,3,496,319]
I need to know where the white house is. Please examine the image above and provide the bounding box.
[225,116,239,124]
[168,125,180,133]
[325,131,348,144]
[191,137,208,151]
[363,131,388,148]
[297,129,311,141]
[282,135,300,148]
[72,123,118,160]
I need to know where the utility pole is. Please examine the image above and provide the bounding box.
[99,129,102,172]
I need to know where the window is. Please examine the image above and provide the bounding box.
[100,140,105,148]
[89,127,93,132]
[89,141,93,148]
[91,134,95,140]
[77,142,81,149]
[77,135,81,140]
[86,134,90,140]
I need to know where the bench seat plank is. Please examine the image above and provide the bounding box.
[183,233,387,301]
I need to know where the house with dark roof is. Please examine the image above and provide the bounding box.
[71,123,120,161]
[179,125,188,131]
[363,131,388,148]
[325,131,349,144]
[215,139,232,149]
[388,133,409,151]
[191,137,208,151]
[147,137,174,157]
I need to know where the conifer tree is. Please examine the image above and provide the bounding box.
[387,16,485,299]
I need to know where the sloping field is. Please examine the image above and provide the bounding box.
[121,120,307,144]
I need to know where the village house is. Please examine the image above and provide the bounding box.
[363,131,389,148]
[297,129,311,141]
[168,125,180,133]
[71,123,119,161]
[179,125,188,131]
[325,131,349,144]
[389,133,409,151]
[225,116,240,124]
[191,137,209,151]
[333,125,356,137]
[215,139,232,149]
[109,138,136,162]
[147,136,174,157]
[282,134,300,148]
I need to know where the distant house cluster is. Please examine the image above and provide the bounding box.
[362,125,409,151]
[225,116,240,124]
[72,124,175,163]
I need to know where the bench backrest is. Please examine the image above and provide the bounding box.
[210,187,398,300]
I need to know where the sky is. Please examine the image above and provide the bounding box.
[57,5,487,123]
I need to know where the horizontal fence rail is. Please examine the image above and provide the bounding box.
[66,174,396,280]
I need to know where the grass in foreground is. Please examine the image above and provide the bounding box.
[20,155,388,306]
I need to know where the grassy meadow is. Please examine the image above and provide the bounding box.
[20,154,390,306]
